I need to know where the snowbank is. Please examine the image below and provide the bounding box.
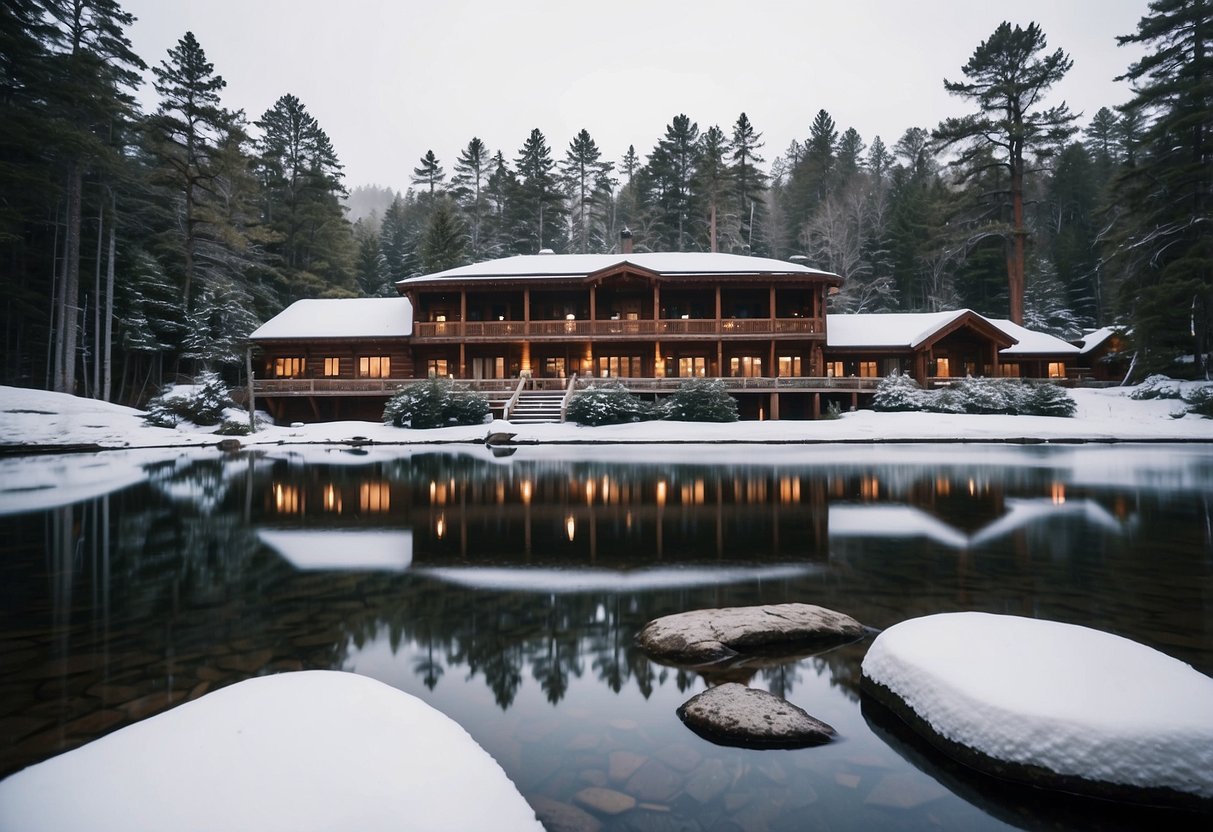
[0,671,542,832]
[861,613,1213,806]
[3,383,1213,451]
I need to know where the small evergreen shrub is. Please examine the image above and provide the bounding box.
[823,400,843,420]
[143,371,233,427]
[383,378,490,429]
[1183,385,1213,418]
[215,419,253,436]
[1022,383,1078,417]
[948,376,1017,414]
[566,382,654,426]
[661,377,739,422]
[871,371,925,412]
[1130,374,1182,400]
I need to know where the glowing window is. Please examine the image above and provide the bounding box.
[322,357,340,377]
[360,356,391,378]
[935,357,951,377]
[273,357,305,378]
[729,356,763,378]
[858,361,879,378]
[1048,362,1066,379]
[778,356,802,377]
[826,361,844,378]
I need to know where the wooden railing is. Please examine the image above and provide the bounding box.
[412,317,824,339]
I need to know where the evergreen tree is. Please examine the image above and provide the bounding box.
[836,127,866,183]
[729,113,768,254]
[560,129,611,254]
[451,137,490,259]
[511,128,565,253]
[411,149,445,200]
[934,21,1077,325]
[1108,0,1213,376]
[146,31,229,316]
[695,125,734,252]
[419,196,468,273]
[640,114,701,251]
[483,150,516,256]
[1045,142,1100,325]
[379,194,417,283]
[784,109,838,254]
[353,218,389,296]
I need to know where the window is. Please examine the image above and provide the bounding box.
[599,355,642,378]
[1048,362,1066,379]
[1000,364,1021,377]
[471,357,505,379]
[426,358,449,378]
[360,356,391,378]
[273,357,305,378]
[778,356,802,377]
[322,357,340,377]
[729,356,763,378]
[543,357,566,377]
[858,361,879,378]
[934,357,951,377]
[826,361,844,378]
[678,357,707,378]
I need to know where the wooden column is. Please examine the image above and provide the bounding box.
[653,284,661,321]
[589,285,596,322]
[769,286,776,324]
[522,289,531,373]
[715,286,723,377]
[655,341,664,378]
[813,392,821,419]
[769,392,780,421]
[769,340,776,379]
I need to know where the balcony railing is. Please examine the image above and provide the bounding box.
[412,317,824,339]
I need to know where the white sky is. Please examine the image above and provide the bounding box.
[121,0,1150,192]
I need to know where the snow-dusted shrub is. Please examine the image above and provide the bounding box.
[1021,384,1078,417]
[947,376,1021,415]
[1129,374,1182,400]
[144,371,233,427]
[823,400,843,420]
[1183,385,1213,418]
[383,378,490,429]
[928,387,968,414]
[660,378,739,422]
[215,418,253,436]
[565,382,654,426]
[871,371,925,412]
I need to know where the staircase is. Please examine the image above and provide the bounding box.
[507,390,566,424]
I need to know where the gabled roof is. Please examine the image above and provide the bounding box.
[1074,326,1120,355]
[249,297,413,340]
[825,310,1015,350]
[987,320,1081,356]
[397,252,839,286]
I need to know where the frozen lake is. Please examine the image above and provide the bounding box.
[2,443,1211,830]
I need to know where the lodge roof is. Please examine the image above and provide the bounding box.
[987,319,1081,356]
[396,252,839,287]
[825,311,1080,356]
[1074,326,1120,355]
[249,297,414,340]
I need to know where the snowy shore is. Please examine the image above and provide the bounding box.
[2,383,1213,452]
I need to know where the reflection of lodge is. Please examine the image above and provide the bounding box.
[259,461,830,563]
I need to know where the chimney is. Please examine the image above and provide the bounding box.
[620,227,633,255]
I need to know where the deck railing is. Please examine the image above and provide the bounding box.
[412,317,823,339]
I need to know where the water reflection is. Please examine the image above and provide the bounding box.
[2,445,1211,830]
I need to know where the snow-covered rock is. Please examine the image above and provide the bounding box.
[676,683,836,748]
[636,603,866,666]
[861,612,1213,808]
[0,671,542,832]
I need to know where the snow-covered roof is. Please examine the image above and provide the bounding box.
[987,319,1081,356]
[1075,326,1120,355]
[825,310,997,349]
[398,252,838,285]
[249,297,413,340]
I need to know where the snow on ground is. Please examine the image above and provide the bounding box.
[0,671,542,832]
[3,384,1213,451]
[414,564,822,593]
[861,612,1213,800]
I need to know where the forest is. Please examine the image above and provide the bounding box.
[1,0,1209,404]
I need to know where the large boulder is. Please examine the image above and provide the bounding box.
[636,603,866,667]
[861,612,1213,810]
[677,683,836,749]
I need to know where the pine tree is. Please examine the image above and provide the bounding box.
[934,21,1077,325]
[785,110,838,253]
[511,128,565,253]
[836,127,866,183]
[1108,0,1213,376]
[411,149,445,200]
[561,129,611,254]
[147,31,229,317]
[729,113,768,254]
[695,125,734,252]
[641,114,701,251]
[451,137,490,259]
[483,150,515,256]
[353,218,389,296]
[379,195,417,283]
[419,196,468,273]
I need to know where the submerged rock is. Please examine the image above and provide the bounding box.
[676,683,836,749]
[861,612,1213,810]
[636,603,866,667]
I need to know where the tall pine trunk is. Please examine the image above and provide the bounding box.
[55,165,83,394]
[93,201,103,397]
[103,193,115,401]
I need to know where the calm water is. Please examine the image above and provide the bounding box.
[2,443,1211,830]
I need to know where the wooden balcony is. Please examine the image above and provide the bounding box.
[412,317,825,341]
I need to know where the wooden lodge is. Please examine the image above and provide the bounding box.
[249,246,1088,423]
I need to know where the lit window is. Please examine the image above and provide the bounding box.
[322,357,340,377]
[678,357,706,377]
[1000,364,1021,377]
[427,358,449,378]
[273,357,305,378]
[826,361,844,378]
[359,481,390,513]
[360,356,391,378]
[935,357,951,377]
[729,356,763,378]
[858,361,879,378]
[1048,362,1066,379]
[778,356,802,377]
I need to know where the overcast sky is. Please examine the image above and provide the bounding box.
[120,0,1151,192]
